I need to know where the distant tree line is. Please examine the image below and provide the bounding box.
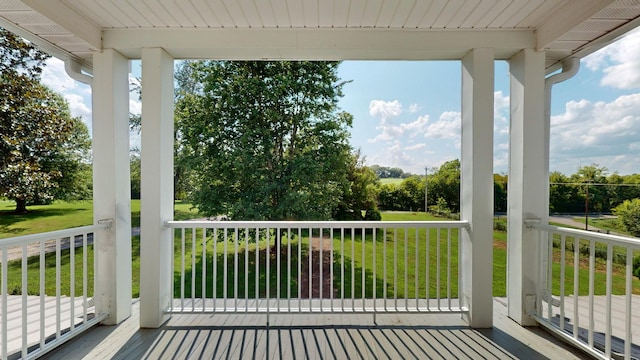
[374,162,640,218]
[369,165,412,179]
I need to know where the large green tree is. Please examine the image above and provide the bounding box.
[0,28,91,213]
[175,61,353,221]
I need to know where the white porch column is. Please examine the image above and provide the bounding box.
[460,48,494,328]
[507,49,546,326]
[92,49,132,325]
[139,48,174,328]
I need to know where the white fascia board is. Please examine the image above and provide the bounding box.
[21,0,102,50]
[103,28,535,61]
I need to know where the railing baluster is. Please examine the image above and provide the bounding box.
[383,228,387,312]
[309,227,313,311]
[223,228,228,311]
[56,237,61,339]
[287,228,291,312]
[436,228,441,311]
[202,228,207,311]
[213,229,217,311]
[573,236,579,339]
[266,228,270,313]
[394,228,398,311]
[298,227,302,312]
[605,243,613,358]
[180,228,185,311]
[41,239,46,349]
[372,227,376,312]
[319,227,323,309]
[404,228,408,311]
[447,228,451,310]
[415,228,419,311]
[82,233,88,323]
[560,235,566,332]
[234,228,239,312]
[191,228,196,311]
[245,228,249,313]
[277,229,281,309]
[426,228,430,309]
[362,226,366,311]
[588,240,595,347]
[351,227,355,311]
[70,235,75,332]
[22,243,28,359]
[341,227,345,312]
[546,231,552,321]
[625,247,632,360]
[2,248,7,360]
[330,227,334,312]
[255,228,259,311]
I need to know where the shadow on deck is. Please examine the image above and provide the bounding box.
[40,298,591,360]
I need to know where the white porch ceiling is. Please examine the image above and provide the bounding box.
[1,0,640,73]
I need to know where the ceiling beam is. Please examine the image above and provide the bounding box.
[104,28,535,61]
[20,0,101,50]
[535,0,615,51]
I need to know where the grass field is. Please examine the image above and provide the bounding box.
[1,202,638,299]
[378,178,404,185]
[0,199,198,239]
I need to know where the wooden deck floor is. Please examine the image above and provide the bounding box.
[40,298,592,360]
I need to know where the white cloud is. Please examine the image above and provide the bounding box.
[425,111,460,139]
[367,101,429,143]
[369,100,402,124]
[582,28,640,89]
[40,58,92,127]
[404,143,426,150]
[408,103,419,113]
[550,93,640,174]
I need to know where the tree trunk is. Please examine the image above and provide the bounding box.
[14,199,27,214]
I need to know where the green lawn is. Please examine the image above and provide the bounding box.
[1,204,638,299]
[0,199,198,239]
[378,178,404,185]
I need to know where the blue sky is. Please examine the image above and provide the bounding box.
[41,28,640,176]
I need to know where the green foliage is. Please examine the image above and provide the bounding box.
[429,197,451,217]
[428,160,460,212]
[130,149,141,199]
[634,256,640,280]
[370,165,411,179]
[176,61,353,220]
[613,198,640,237]
[493,174,507,213]
[333,151,380,220]
[376,175,425,211]
[0,28,91,212]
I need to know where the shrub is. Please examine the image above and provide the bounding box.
[634,256,640,280]
[613,198,640,237]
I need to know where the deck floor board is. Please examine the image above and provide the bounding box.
[34,298,602,359]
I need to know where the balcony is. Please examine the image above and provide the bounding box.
[1,220,638,359]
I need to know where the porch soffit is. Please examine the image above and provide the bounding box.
[0,0,639,72]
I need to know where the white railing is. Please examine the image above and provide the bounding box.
[0,225,108,360]
[165,220,469,319]
[531,222,640,360]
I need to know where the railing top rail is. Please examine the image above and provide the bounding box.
[165,220,469,229]
[0,224,105,248]
[530,222,640,248]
